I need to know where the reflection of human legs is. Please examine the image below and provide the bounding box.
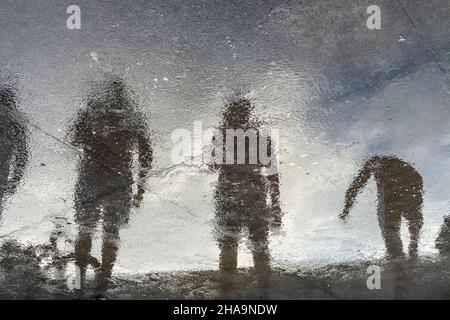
[378,204,407,298]
[218,230,240,273]
[378,205,404,260]
[73,166,103,297]
[94,187,132,296]
[215,205,242,298]
[407,207,423,261]
[215,183,242,274]
[95,221,120,295]
[74,199,100,295]
[216,206,241,274]
[248,214,270,295]
[217,228,240,298]
[74,226,93,286]
[248,218,270,276]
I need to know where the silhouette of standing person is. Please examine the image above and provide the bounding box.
[0,84,28,219]
[340,155,423,260]
[211,95,281,296]
[68,77,152,298]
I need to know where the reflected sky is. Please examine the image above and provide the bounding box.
[1,0,450,298]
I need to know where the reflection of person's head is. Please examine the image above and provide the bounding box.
[221,96,254,128]
[85,76,134,112]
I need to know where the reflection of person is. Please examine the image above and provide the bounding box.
[0,84,28,219]
[340,155,423,260]
[436,216,450,256]
[68,77,152,298]
[211,95,281,292]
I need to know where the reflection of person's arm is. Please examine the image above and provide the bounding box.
[267,173,282,229]
[67,110,89,146]
[8,122,29,195]
[133,130,152,208]
[262,132,282,228]
[268,173,280,208]
[137,131,153,180]
[207,129,225,172]
[341,161,372,221]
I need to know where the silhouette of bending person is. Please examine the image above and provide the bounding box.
[340,155,423,260]
[436,216,450,256]
[0,84,28,219]
[211,95,281,293]
[68,77,152,298]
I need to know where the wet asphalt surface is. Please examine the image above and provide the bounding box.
[1,0,450,299]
